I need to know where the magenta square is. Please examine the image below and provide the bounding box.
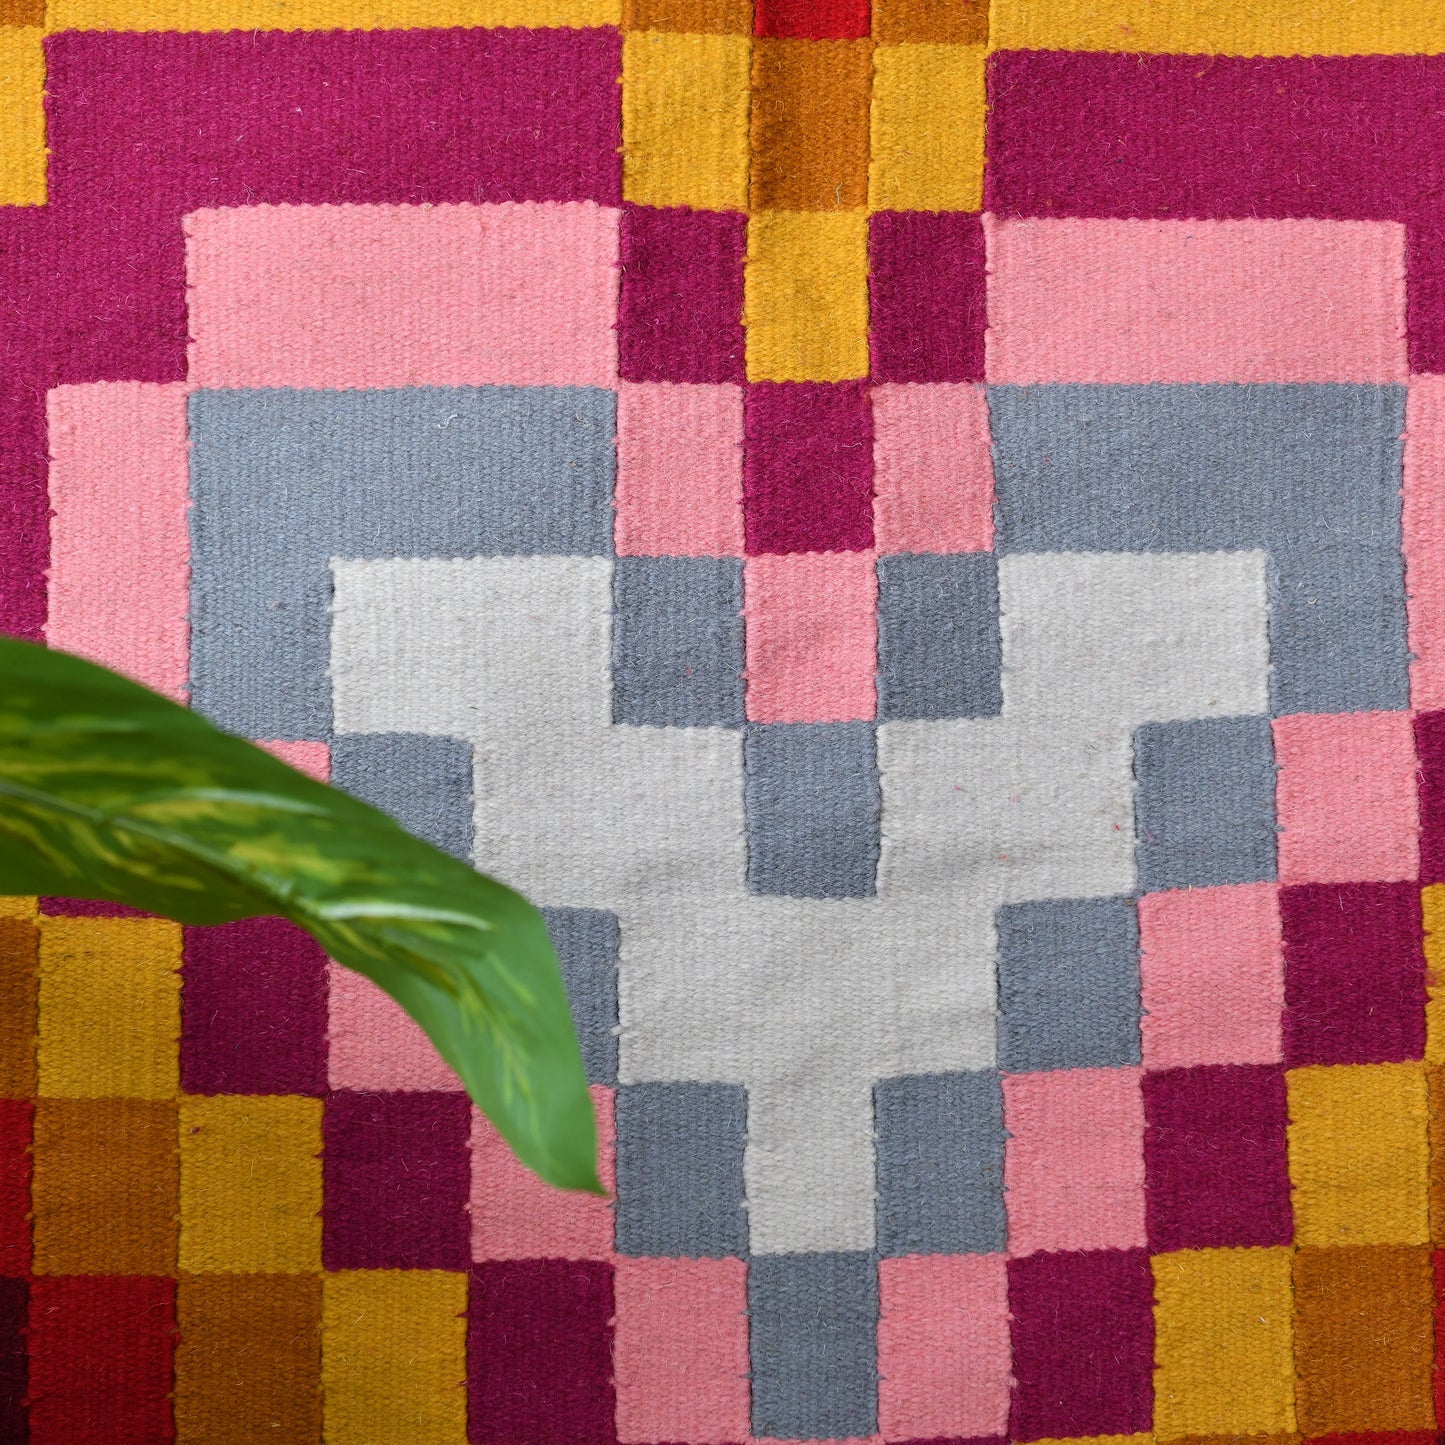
[1409,220,1445,373]
[468,1260,616,1445]
[323,1091,471,1270]
[46,28,623,213]
[40,898,153,918]
[619,206,746,384]
[985,51,1445,222]
[1142,1064,1292,1251]
[181,918,327,1096]
[1007,1248,1153,1441]
[744,382,874,554]
[1281,881,1426,1066]
[1415,710,1445,882]
[0,374,45,639]
[870,212,985,383]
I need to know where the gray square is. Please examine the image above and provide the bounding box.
[877,552,1003,720]
[541,908,619,1087]
[875,1070,1006,1254]
[997,896,1141,1072]
[612,556,744,726]
[1135,715,1278,892]
[748,1252,877,1440]
[331,732,473,862]
[745,723,879,898]
[614,1081,747,1257]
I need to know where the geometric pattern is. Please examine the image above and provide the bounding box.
[8,6,1445,1443]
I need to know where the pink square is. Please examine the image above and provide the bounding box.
[256,740,331,782]
[744,552,877,723]
[615,382,744,557]
[985,215,1407,383]
[878,1253,1008,1441]
[1138,883,1284,1069]
[46,382,190,702]
[1003,1067,1146,1256]
[326,963,462,1092]
[1274,710,1419,884]
[1405,378,1445,708]
[187,201,618,389]
[872,383,993,553]
[470,1085,614,1261]
[613,1256,750,1443]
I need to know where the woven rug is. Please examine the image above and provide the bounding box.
[3,1,1445,1440]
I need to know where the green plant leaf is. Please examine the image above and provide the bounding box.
[0,637,600,1194]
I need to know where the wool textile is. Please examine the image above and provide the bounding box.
[2,1,1445,1441]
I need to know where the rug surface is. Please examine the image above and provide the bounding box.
[4,0,1445,1440]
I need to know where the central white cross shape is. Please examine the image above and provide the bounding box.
[330,546,1269,1252]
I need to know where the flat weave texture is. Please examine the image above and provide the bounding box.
[4,2,1445,1441]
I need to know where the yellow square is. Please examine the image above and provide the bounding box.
[0,897,37,919]
[322,1270,468,1445]
[0,28,45,207]
[1022,1437,1153,1445]
[1288,1062,1430,1246]
[46,0,619,28]
[1152,1247,1296,1438]
[37,917,181,1098]
[988,0,1445,56]
[1422,884,1445,1063]
[623,30,750,211]
[745,209,869,382]
[869,43,985,213]
[179,1094,323,1273]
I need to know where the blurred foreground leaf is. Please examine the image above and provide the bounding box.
[0,638,599,1193]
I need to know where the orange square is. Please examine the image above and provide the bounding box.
[32,1098,178,1275]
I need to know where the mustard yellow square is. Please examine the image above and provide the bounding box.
[988,0,1445,56]
[37,917,181,1098]
[1152,1247,1296,1438]
[179,1094,323,1273]
[1422,884,1445,1063]
[1022,1436,1153,1445]
[322,1271,468,1445]
[623,30,750,210]
[47,0,619,27]
[1288,1062,1430,1246]
[869,43,985,213]
[0,27,45,207]
[746,209,869,382]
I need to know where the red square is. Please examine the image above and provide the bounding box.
[0,1102,30,1277]
[28,1276,176,1444]
[755,0,871,38]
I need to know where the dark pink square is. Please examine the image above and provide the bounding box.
[181,917,327,1095]
[323,1091,471,1270]
[1143,1064,1292,1251]
[619,206,746,385]
[40,898,153,918]
[870,211,986,383]
[1007,1249,1153,1441]
[1281,880,1426,1066]
[468,1260,616,1445]
[744,381,873,555]
[1415,709,1445,882]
